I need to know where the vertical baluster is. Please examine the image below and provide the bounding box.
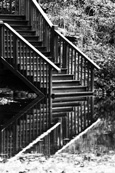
[88,97,91,125]
[75,107,78,134]
[50,25,55,62]
[36,55,38,87]
[74,51,77,80]
[39,58,42,88]
[0,130,4,157]
[29,50,32,81]
[32,106,35,139]
[91,96,94,123]
[18,41,21,66]
[22,43,24,73]
[3,131,5,157]
[67,113,69,138]
[77,106,80,133]
[43,20,46,47]
[6,29,8,61]
[39,104,42,134]
[45,64,48,95]
[42,98,45,131]
[42,60,44,92]
[13,34,18,69]
[19,118,21,150]
[25,114,27,146]
[32,52,35,86]
[10,32,12,60]
[10,0,12,13]
[36,104,39,136]
[0,21,4,57]
[87,62,90,91]
[63,41,66,68]
[70,48,73,74]
[80,55,83,85]
[28,114,31,142]
[83,101,86,129]
[13,122,18,156]
[1,0,3,12]
[25,46,27,74]
[78,53,80,81]
[91,66,94,92]
[84,59,86,86]
[67,46,70,74]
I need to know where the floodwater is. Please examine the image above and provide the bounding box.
[0,90,115,159]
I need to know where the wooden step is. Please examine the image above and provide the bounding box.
[52,112,67,118]
[52,86,87,93]
[53,91,94,97]
[52,96,88,102]
[53,68,67,74]
[11,25,32,30]
[52,80,80,86]
[16,30,36,36]
[0,14,26,20]
[2,19,28,25]
[52,101,81,107]
[52,74,73,80]
[23,35,39,42]
[29,41,43,47]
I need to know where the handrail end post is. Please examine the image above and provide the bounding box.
[0,21,4,25]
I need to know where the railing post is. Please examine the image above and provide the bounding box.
[13,35,18,69]
[50,25,58,63]
[91,67,94,92]
[0,126,3,156]
[63,41,67,68]
[49,66,52,123]
[0,21,4,58]
[25,0,32,25]
[50,26,55,62]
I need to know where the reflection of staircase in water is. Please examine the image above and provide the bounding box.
[0,96,95,158]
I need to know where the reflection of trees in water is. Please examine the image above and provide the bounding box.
[91,96,115,153]
[65,96,115,154]
[68,119,115,155]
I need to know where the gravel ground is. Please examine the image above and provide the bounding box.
[0,152,115,173]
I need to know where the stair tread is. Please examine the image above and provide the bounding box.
[53,91,93,97]
[0,14,25,17]
[52,74,73,76]
[52,101,81,107]
[52,85,86,89]
[52,96,88,102]
[53,80,80,83]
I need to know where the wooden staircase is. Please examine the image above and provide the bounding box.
[0,0,100,97]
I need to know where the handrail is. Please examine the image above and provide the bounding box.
[32,0,53,27]
[55,29,100,70]
[4,22,60,72]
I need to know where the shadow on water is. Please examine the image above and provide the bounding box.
[0,91,115,159]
